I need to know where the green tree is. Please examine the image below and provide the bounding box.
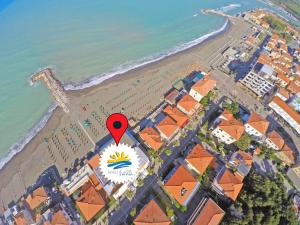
[165,149,172,156]
[130,207,137,217]
[166,206,174,217]
[174,201,180,209]
[137,178,144,187]
[200,96,210,107]
[201,121,209,133]
[180,205,187,212]
[148,149,159,159]
[235,134,252,151]
[221,170,298,225]
[224,102,240,115]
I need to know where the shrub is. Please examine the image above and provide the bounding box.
[130,207,137,217]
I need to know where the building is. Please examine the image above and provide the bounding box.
[75,181,106,222]
[97,132,150,199]
[13,210,35,225]
[290,94,300,112]
[269,96,300,134]
[133,199,171,225]
[185,144,215,175]
[164,165,200,206]
[241,63,276,98]
[163,105,189,128]
[222,47,238,60]
[275,144,296,166]
[229,150,253,178]
[213,168,243,201]
[275,87,291,101]
[276,71,290,87]
[244,112,269,140]
[139,127,163,150]
[287,80,300,94]
[61,164,94,196]
[24,187,49,212]
[156,116,179,140]
[48,209,70,225]
[164,89,180,106]
[42,205,76,225]
[212,116,245,145]
[265,130,285,150]
[177,94,201,116]
[189,76,216,102]
[187,198,225,225]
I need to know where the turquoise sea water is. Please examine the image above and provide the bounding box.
[0,0,297,167]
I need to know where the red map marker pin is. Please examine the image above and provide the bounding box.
[106,113,128,146]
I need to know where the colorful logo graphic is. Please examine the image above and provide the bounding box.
[100,143,139,183]
[107,151,132,169]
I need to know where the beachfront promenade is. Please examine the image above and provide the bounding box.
[0,17,252,211]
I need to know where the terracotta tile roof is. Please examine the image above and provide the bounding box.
[217,169,243,201]
[281,144,296,164]
[271,96,300,124]
[270,34,280,41]
[257,53,272,65]
[156,116,179,139]
[246,112,269,135]
[139,127,163,150]
[288,81,300,94]
[50,210,69,225]
[165,89,179,105]
[246,36,257,45]
[235,150,253,167]
[164,165,198,205]
[134,199,171,225]
[191,76,216,97]
[76,182,105,222]
[220,110,234,121]
[25,186,48,210]
[177,94,200,115]
[192,198,225,225]
[87,154,100,170]
[254,147,262,155]
[14,212,30,225]
[163,105,189,128]
[267,130,285,150]
[186,144,215,175]
[277,71,291,84]
[277,87,291,100]
[89,173,103,191]
[218,118,245,141]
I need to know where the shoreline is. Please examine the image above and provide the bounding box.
[0,16,230,170]
[1,14,254,210]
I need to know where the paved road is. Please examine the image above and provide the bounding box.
[108,175,158,225]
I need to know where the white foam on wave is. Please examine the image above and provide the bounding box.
[0,18,229,170]
[65,18,229,91]
[0,104,57,170]
[219,4,241,13]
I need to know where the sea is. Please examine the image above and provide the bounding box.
[0,0,298,169]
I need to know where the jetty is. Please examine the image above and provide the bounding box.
[31,68,70,113]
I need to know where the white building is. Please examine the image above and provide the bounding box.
[241,64,276,98]
[269,96,300,134]
[212,111,245,145]
[61,164,94,196]
[265,130,285,150]
[244,112,269,140]
[189,76,216,102]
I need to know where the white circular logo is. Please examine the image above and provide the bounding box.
[100,143,140,184]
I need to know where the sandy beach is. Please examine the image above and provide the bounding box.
[0,16,253,210]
